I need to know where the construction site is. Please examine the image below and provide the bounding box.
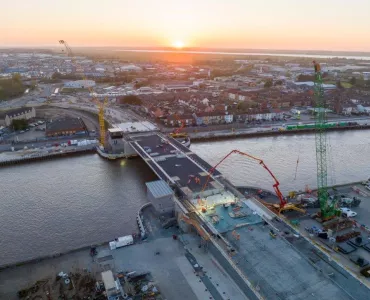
[110,60,370,299]
[3,44,370,299]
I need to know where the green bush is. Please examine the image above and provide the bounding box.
[12,119,28,130]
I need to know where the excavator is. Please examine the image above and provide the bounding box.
[201,149,306,215]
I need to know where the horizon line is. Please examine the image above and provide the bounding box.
[1,45,370,54]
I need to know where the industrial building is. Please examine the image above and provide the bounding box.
[64,80,95,89]
[46,117,87,137]
[3,107,36,126]
[146,180,174,215]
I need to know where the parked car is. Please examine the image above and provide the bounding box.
[340,208,357,218]
[143,146,151,153]
[301,197,319,208]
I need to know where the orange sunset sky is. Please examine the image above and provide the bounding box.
[1,0,370,51]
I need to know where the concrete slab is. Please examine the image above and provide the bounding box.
[199,201,262,233]
[111,237,201,300]
[226,224,354,300]
[175,256,215,300]
[182,233,249,300]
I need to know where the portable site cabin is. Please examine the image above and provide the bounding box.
[109,235,134,250]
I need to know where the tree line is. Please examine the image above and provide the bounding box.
[0,74,26,100]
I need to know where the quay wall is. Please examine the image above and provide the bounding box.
[0,240,109,271]
[190,124,370,142]
[0,147,96,167]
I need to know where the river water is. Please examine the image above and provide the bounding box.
[1,130,370,266]
[0,155,156,267]
[191,130,370,193]
[115,49,370,60]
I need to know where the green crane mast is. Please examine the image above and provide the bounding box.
[313,61,339,220]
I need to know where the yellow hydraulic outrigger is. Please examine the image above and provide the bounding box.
[181,214,210,241]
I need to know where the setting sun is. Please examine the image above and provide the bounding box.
[172,40,185,49]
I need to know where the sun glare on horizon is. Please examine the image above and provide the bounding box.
[172,40,185,49]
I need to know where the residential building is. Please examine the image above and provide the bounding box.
[164,114,194,127]
[195,112,225,125]
[4,107,36,126]
[224,113,233,123]
[227,89,239,101]
[193,113,203,126]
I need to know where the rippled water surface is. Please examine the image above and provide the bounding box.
[0,154,156,266]
[1,130,370,265]
[191,131,370,193]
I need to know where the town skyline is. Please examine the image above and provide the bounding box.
[2,0,370,51]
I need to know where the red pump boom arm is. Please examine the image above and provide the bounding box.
[201,150,287,208]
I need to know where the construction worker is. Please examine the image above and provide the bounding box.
[313,60,321,73]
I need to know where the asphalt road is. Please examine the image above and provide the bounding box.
[0,135,98,152]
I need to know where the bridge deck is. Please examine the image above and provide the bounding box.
[129,133,220,194]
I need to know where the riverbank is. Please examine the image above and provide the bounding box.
[189,123,370,142]
[0,146,96,167]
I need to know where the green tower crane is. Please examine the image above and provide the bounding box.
[313,61,340,221]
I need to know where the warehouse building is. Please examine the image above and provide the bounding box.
[146,180,174,215]
[64,80,95,89]
[4,107,36,126]
[46,117,87,137]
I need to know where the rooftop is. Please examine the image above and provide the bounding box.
[114,121,157,133]
[146,180,173,198]
[46,117,85,132]
[5,107,33,118]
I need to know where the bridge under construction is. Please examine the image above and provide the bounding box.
[101,121,370,300]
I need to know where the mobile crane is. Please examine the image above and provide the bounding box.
[169,114,188,138]
[201,150,305,214]
[168,114,191,147]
